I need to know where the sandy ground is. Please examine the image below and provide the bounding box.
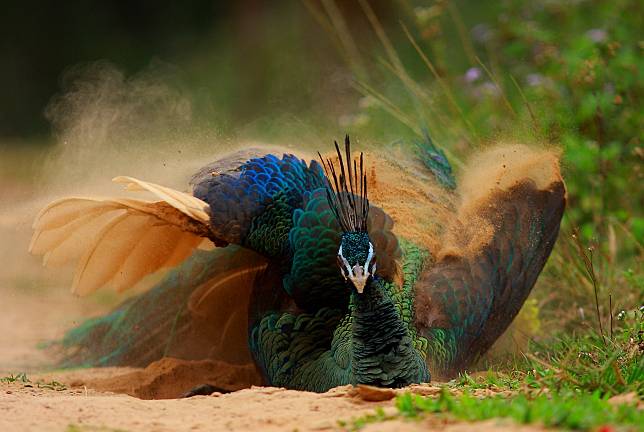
[0,369,537,432]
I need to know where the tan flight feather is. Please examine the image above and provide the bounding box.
[30,206,119,255]
[71,212,142,296]
[43,210,126,267]
[32,198,116,230]
[31,178,215,296]
[109,225,194,293]
[112,176,210,223]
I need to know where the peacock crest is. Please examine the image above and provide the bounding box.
[318,135,369,233]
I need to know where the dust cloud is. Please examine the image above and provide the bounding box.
[0,62,243,371]
[42,61,225,194]
[0,61,326,372]
[439,144,563,260]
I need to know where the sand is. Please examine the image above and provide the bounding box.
[1,376,387,432]
[0,367,539,432]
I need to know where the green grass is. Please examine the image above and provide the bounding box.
[367,388,640,431]
[459,308,644,397]
[0,372,29,384]
[347,389,642,431]
[391,389,642,431]
[523,323,643,396]
[342,407,394,430]
[1,372,67,391]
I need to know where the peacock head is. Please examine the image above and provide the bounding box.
[337,232,376,294]
[319,135,374,294]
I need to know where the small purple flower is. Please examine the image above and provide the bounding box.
[586,29,607,43]
[464,67,482,83]
[526,73,544,87]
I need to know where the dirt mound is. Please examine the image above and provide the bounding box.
[68,357,263,399]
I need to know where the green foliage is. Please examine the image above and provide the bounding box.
[390,389,643,431]
[484,0,643,242]
[524,307,644,396]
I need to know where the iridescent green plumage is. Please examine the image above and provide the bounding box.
[250,240,430,392]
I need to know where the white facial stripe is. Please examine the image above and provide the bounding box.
[364,242,374,270]
[342,257,352,277]
[338,244,353,278]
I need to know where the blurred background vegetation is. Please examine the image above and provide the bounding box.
[1,0,641,347]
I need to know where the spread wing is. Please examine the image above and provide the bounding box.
[30,177,215,296]
[414,147,566,378]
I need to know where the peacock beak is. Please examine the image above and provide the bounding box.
[349,265,369,294]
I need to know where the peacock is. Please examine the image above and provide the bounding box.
[29,135,566,393]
